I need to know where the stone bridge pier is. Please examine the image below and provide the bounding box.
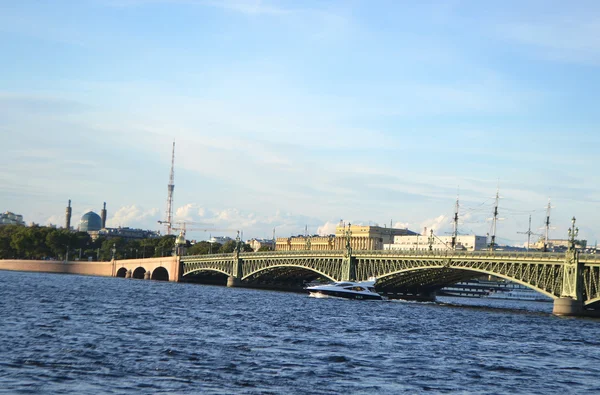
[113,256,180,282]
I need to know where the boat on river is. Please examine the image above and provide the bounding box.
[305,279,383,300]
[486,286,552,302]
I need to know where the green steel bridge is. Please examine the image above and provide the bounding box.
[181,247,600,316]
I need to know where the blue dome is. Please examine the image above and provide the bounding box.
[80,211,102,232]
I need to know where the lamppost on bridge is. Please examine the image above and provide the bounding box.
[111,243,116,261]
[428,229,434,251]
[568,217,579,252]
[344,223,352,257]
[235,231,242,258]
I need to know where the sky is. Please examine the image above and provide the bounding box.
[1,0,599,245]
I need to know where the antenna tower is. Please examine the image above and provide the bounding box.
[489,187,500,251]
[165,141,175,235]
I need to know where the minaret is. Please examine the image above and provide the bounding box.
[65,199,72,230]
[101,202,107,229]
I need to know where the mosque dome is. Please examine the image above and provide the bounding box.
[80,211,102,232]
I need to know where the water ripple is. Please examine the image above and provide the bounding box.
[1,271,599,394]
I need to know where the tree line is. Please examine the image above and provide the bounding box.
[0,225,255,261]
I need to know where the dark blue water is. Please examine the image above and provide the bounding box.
[1,271,600,394]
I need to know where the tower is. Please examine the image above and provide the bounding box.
[65,199,72,230]
[101,202,107,229]
[165,141,175,235]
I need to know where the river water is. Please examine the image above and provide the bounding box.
[1,271,599,394]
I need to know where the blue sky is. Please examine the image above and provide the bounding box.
[1,0,599,245]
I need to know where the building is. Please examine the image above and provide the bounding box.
[334,224,418,250]
[79,211,103,232]
[276,236,335,251]
[209,236,233,245]
[88,227,160,241]
[532,238,588,250]
[0,211,25,226]
[246,238,276,252]
[275,225,418,251]
[384,234,487,251]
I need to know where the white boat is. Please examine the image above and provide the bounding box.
[305,279,383,300]
[486,288,552,302]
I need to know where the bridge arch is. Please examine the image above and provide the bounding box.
[376,265,557,299]
[184,267,232,278]
[116,267,128,278]
[132,267,146,279]
[242,264,336,282]
[151,267,169,281]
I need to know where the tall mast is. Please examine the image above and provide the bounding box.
[490,187,500,251]
[544,199,551,252]
[165,141,175,235]
[451,194,459,250]
[518,214,535,251]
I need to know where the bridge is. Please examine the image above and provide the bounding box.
[177,247,600,317]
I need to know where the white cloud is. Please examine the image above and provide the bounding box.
[107,205,160,228]
[420,215,450,236]
[317,221,339,236]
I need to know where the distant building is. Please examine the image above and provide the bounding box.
[533,238,587,250]
[88,227,160,241]
[0,211,25,226]
[275,225,419,251]
[246,238,275,251]
[276,235,335,251]
[335,224,418,250]
[209,236,233,245]
[385,234,487,251]
[79,211,102,232]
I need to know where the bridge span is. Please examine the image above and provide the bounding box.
[177,248,600,316]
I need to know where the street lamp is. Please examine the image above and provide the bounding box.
[428,229,434,251]
[111,243,116,261]
[568,217,579,252]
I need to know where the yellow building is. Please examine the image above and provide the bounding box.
[334,224,417,250]
[275,225,417,251]
[275,236,335,251]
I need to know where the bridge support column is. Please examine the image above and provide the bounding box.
[144,271,151,280]
[125,270,132,279]
[553,298,583,316]
[227,276,241,287]
[227,248,244,287]
[342,256,356,282]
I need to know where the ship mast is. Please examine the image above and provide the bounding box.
[489,187,500,251]
[544,199,552,252]
[451,194,459,250]
[518,214,536,251]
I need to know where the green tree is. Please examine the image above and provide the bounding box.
[219,240,237,253]
[0,225,18,258]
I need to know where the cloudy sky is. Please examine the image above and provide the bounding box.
[1,0,599,245]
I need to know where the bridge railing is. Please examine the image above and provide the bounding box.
[354,250,566,260]
[182,249,572,262]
